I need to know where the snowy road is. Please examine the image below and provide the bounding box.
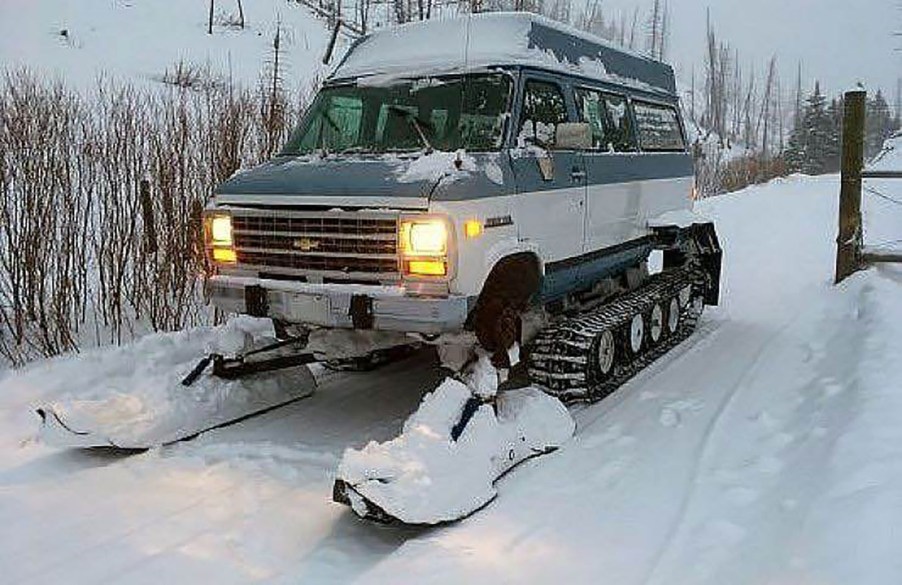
[2,174,901,584]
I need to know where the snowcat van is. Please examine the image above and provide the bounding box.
[204,12,722,394]
[36,12,724,526]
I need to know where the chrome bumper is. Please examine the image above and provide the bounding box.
[209,275,470,335]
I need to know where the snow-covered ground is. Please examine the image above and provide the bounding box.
[0,0,333,90]
[1,174,901,584]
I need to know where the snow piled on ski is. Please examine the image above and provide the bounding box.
[15,317,314,448]
[337,355,574,524]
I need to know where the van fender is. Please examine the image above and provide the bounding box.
[483,239,544,282]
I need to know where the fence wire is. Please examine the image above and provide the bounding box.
[863,184,902,207]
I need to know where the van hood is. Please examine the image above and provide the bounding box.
[215,155,436,208]
[215,152,513,208]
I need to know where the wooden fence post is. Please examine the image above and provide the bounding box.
[834,89,866,284]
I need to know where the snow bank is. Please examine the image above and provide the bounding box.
[336,356,574,524]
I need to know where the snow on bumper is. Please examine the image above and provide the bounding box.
[209,275,470,335]
[334,378,575,525]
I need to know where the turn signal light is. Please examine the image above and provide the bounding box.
[464,219,483,239]
[406,259,446,276]
[213,248,237,263]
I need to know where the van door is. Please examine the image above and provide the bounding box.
[574,88,644,252]
[512,77,586,292]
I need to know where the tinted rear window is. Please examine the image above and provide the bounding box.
[633,101,686,152]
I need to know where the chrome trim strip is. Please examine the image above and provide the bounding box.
[233,263,399,281]
[216,195,428,210]
[235,247,397,260]
[233,229,396,241]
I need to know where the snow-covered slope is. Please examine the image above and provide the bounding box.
[1,175,900,584]
[870,133,902,171]
[0,0,333,90]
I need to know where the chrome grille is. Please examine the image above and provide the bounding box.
[231,210,400,279]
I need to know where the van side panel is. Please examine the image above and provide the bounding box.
[582,154,694,252]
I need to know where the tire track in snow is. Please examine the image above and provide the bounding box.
[9,462,253,585]
[639,313,804,585]
[574,317,727,434]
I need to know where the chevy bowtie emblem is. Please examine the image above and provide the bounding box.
[293,238,320,251]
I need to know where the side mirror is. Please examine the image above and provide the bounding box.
[555,122,592,151]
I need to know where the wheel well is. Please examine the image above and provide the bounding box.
[478,253,542,309]
[467,252,542,354]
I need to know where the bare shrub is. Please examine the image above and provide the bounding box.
[159,60,224,92]
[0,72,90,364]
[719,155,788,194]
[0,68,315,365]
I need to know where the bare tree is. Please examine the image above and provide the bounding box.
[208,0,214,34]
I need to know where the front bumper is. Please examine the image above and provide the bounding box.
[209,275,470,335]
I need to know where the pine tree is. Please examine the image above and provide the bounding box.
[865,90,898,158]
[824,97,842,172]
[785,82,840,175]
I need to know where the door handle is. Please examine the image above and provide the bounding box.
[571,169,586,182]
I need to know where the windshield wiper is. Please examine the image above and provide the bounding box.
[388,105,433,153]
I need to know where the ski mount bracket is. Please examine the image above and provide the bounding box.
[181,336,319,386]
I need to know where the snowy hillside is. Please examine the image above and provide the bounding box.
[870,133,902,171]
[1,174,901,584]
[0,0,333,90]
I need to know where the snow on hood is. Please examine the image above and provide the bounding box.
[392,150,477,184]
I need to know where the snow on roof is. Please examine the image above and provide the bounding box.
[329,12,676,95]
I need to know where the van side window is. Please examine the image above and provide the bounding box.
[575,89,637,152]
[633,101,686,151]
[575,88,608,149]
[518,80,568,149]
[602,94,637,152]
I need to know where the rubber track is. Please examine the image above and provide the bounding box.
[528,266,708,403]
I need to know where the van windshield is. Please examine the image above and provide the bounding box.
[279,73,512,155]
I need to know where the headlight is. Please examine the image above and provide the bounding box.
[400,219,447,256]
[210,215,233,246]
[399,217,450,277]
[205,212,236,264]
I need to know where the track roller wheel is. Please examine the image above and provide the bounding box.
[648,303,664,345]
[666,297,681,335]
[590,329,617,382]
[627,313,644,356]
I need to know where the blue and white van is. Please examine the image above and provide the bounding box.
[204,12,718,361]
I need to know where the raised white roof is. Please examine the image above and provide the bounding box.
[329,12,676,95]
